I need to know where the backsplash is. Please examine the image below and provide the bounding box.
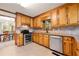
[49,26,79,42]
[33,26,79,42]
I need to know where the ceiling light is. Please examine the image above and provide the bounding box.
[19,3,35,7]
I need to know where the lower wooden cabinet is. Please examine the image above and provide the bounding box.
[32,32,77,56]
[38,33,43,45]
[43,34,49,47]
[75,43,79,56]
[32,32,49,48]
[62,37,76,56]
[14,33,24,46]
[32,33,35,42]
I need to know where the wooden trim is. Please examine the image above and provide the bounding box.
[0,8,15,15]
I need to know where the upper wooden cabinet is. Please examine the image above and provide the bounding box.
[67,4,78,25]
[77,4,79,23]
[16,13,22,27]
[36,17,43,28]
[33,17,37,28]
[51,9,58,28]
[16,13,31,28]
[40,11,51,21]
[33,11,51,29]
[58,6,68,26]
[30,18,33,28]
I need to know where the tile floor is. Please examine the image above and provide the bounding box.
[0,40,54,56]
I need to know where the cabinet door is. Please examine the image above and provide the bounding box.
[32,33,35,42]
[33,18,37,28]
[17,34,23,46]
[21,15,25,25]
[36,33,39,43]
[76,43,79,56]
[37,18,43,28]
[51,9,58,28]
[67,4,78,25]
[63,37,73,56]
[43,34,49,47]
[30,18,33,28]
[16,13,22,27]
[77,4,79,23]
[39,33,44,45]
[58,6,67,26]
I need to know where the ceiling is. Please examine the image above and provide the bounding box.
[0,3,64,17]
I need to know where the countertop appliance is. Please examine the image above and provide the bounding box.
[50,36,62,53]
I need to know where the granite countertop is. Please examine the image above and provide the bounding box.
[40,32,79,42]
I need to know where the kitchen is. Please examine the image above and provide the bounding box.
[0,3,79,56]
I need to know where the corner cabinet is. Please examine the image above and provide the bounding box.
[67,4,78,25]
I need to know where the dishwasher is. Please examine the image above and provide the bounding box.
[50,36,63,54]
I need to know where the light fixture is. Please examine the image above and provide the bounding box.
[19,3,35,7]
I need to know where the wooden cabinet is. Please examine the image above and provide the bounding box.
[77,4,79,23]
[33,17,43,28]
[16,13,22,27]
[38,33,44,45]
[13,34,23,46]
[30,18,33,28]
[67,4,78,25]
[43,34,49,47]
[33,18,37,28]
[16,13,31,28]
[33,11,51,29]
[63,37,72,56]
[32,33,35,42]
[32,32,49,48]
[51,9,58,28]
[36,33,39,43]
[40,11,51,21]
[37,18,43,28]
[62,37,75,56]
[76,43,79,56]
[58,6,67,26]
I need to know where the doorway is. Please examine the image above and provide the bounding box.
[0,16,15,48]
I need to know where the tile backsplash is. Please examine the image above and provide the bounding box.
[49,26,79,42]
[33,26,79,42]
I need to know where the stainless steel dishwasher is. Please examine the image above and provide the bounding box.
[50,36,63,53]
